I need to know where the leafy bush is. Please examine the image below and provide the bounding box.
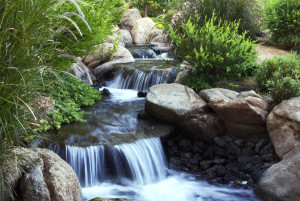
[169,14,257,91]
[36,72,101,131]
[264,0,300,52]
[255,53,300,103]
[169,0,263,39]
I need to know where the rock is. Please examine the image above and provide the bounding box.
[137,91,147,97]
[35,148,82,201]
[131,49,156,59]
[199,160,214,170]
[199,88,239,103]
[69,62,96,85]
[214,137,227,147]
[267,96,300,158]
[20,163,51,201]
[174,62,194,83]
[255,139,269,153]
[255,147,300,201]
[237,90,264,101]
[119,29,133,45]
[102,88,110,96]
[3,148,82,201]
[90,198,131,201]
[146,28,168,43]
[145,83,225,141]
[87,43,135,78]
[131,17,155,44]
[150,42,171,54]
[208,96,272,140]
[120,9,142,31]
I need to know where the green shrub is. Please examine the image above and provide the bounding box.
[169,13,257,91]
[35,72,101,131]
[255,53,300,103]
[169,0,263,39]
[264,0,300,52]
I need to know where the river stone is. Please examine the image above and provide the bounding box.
[208,96,272,140]
[120,9,141,31]
[131,17,156,44]
[150,42,171,54]
[145,83,225,141]
[267,96,300,158]
[255,147,300,201]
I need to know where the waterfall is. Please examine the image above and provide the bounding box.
[50,137,167,187]
[108,69,169,91]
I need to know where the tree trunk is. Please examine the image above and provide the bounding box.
[144,1,147,17]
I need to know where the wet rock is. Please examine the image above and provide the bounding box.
[150,42,171,54]
[102,88,110,96]
[234,139,245,147]
[178,138,192,152]
[131,49,156,59]
[261,153,273,162]
[213,157,226,164]
[267,96,300,158]
[137,91,147,97]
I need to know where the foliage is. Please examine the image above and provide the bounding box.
[0,0,118,197]
[125,0,170,17]
[35,72,101,131]
[169,13,257,91]
[255,53,300,104]
[264,0,300,52]
[168,0,263,39]
[55,0,126,57]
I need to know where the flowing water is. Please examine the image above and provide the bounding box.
[49,47,259,201]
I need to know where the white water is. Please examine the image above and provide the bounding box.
[50,46,259,201]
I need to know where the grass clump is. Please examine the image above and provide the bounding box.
[255,53,300,104]
[169,13,257,92]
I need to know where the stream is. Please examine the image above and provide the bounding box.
[49,46,260,201]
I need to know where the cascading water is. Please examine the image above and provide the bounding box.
[50,138,167,187]
[49,46,259,201]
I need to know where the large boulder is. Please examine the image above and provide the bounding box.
[267,96,300,158]
[3,148,82,201]
[84,43,135,78]
[120,9,142,31]
[203,88,272,140]
[119,29,133,45]
[145,83,225,141]
[255,147,300,201]
[131,17,155,44]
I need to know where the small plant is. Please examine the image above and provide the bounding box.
[264,0,300,52]
[255,53,300,103]
[169,13,257,91]
[35,72,101,131]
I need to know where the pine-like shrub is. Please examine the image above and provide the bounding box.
[264,0,300,52]
[169,14,257,91]
[255,53,300,103]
